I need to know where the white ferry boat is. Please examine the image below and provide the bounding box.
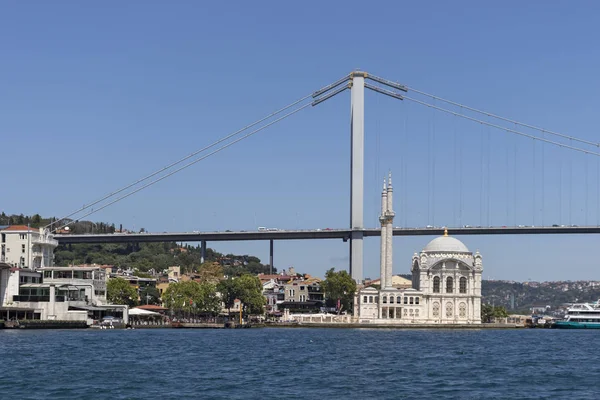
[553,300,600,329]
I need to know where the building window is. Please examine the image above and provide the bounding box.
[404,297,408,304]
[433,302,440,317]
[446,277,453,293]
[415,297,420,305]
[459,302,466,318]
[409,297,414,305]
[382,296,387,304]
[300,286,305,291]
[446,302,453,318]
[363,296,368,303]
[22,244,26,253]
[396,296,401,304]
[459,277,467,293]
[20,234,26,240]
[375,296,379,304]
[389,296,394,304]
[433,276,440,293]
[415,309,420,316]
[369,296,373,303]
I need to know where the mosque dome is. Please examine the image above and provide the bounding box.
[423,234,470,253]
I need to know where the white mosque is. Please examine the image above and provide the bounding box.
[353,173,483,324]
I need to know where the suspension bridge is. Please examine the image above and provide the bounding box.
[49,71,600,281]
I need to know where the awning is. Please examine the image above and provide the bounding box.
[20,283,49,288]
[69,305,107,311]
[59,285,81,291]
[129,308,160,316]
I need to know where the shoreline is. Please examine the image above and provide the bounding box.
[264,322,524,329]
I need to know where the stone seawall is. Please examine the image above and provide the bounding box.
[265,322,522,329]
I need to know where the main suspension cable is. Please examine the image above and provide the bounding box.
[46,92,316,230]
[406,86,600,148]
[55,102,312,231]
[402,95,600,157]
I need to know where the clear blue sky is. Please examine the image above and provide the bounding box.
[2,1,600,281]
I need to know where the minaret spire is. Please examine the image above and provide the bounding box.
[385,171,394,289]
[379,178,388,290]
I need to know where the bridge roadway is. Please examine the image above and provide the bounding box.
[55,226,600,244]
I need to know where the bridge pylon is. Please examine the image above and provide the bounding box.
[349,71,366,282]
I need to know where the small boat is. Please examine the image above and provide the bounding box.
[553,300,600,329]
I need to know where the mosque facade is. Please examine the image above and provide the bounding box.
[353,173,483,324]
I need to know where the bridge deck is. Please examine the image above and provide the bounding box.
[54,226,600,244]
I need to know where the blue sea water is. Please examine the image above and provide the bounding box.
[0,328,598,399]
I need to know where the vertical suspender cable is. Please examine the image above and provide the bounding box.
[432,99,436,227]
[487,124,491,227]
[559,146,562,225]
[513,125,517,227]
[569,139,573,225]
[458,107,463,226]
[375,93,381,227]
[533,139,536,226]
[585,154,589,225]
[541,132,545,227]
[427,113,431,225]
[597,155,599,226]
[480,123,484,226]
[453,113,457,227]
[506,128,509,225]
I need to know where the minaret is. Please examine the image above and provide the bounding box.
[379,179,388,289]
[385,171,394,289]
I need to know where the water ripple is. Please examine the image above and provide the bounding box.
[1,328,599,399]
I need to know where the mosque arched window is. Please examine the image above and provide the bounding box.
[363,296,368,303]
[396,296,401,304]
[433,277,440,293]
[459,277,467,294]
[369,296,373,303]
[389,296,394,304]
[382,296,387,304]
[446,277,454,293]
[404,297,408,304]
[415,297,420,305]
[409,297,414,305]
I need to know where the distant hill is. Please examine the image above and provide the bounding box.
[2,212,273,275]
[399,274,599,313]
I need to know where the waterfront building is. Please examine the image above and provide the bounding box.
[11,266,128,323]
[0,225,58,269]
[354,173,483,324]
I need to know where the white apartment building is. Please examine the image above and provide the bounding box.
[0,225,58,269]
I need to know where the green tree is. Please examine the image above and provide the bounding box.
[481,304,509,322]
[107,278,139,307]
[162,281,221,315]
[197,262,224,284]
[218,275,265,316]
[321,268,357,313]
[139,286,162,305]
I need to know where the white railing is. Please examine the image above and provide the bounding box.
[32,236,59,246]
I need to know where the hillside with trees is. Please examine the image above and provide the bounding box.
[55,242,275,276]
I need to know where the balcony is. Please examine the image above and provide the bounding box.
[32,236,59,247]
[13,295,65,302]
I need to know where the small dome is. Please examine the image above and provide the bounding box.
[423,236,469,253]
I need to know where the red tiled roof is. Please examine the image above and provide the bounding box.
[1,225,36,231]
